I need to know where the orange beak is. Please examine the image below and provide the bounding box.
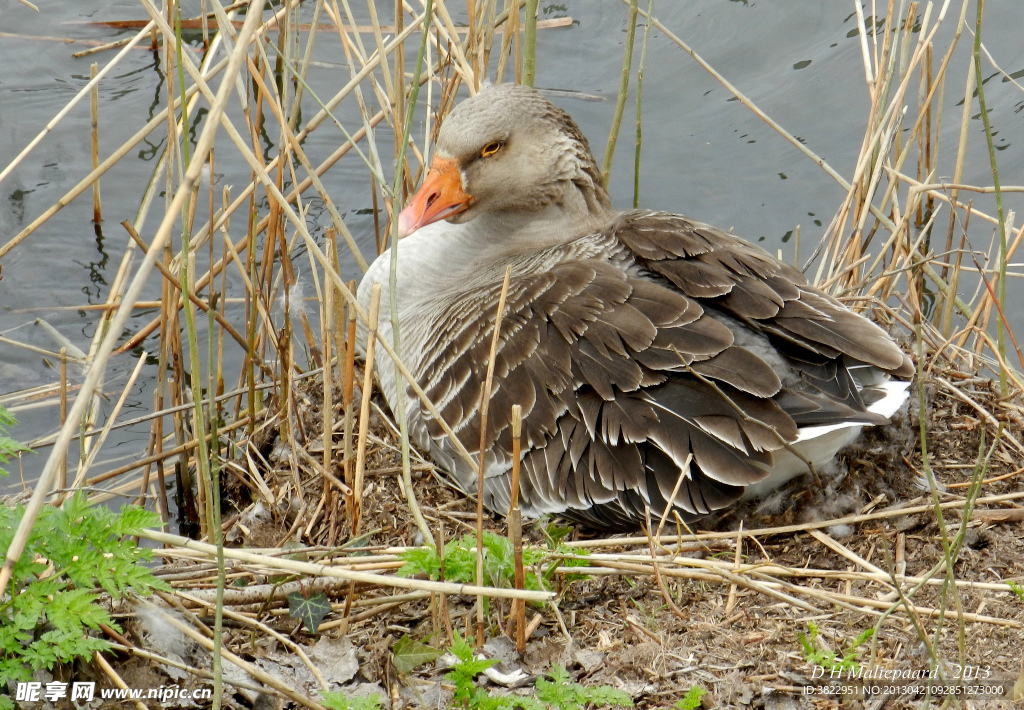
[397,156,473,238]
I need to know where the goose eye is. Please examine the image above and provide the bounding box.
[480,141,504,158]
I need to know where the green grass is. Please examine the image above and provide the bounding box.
[445,632,633,710]
[397,528,590,595]
[1009,581,1024,603]
[798,621,873,676]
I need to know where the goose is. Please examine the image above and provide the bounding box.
[357,83,912,529]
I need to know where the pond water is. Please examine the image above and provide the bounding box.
[1,0,1023,499]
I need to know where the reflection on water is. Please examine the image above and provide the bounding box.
[0,0,1022,495]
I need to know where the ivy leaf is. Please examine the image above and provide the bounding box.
[392,634,444,673]
[286,591,332,633]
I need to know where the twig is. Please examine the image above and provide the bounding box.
[475,265,513,647]
[149,606,327,710]
[94,651,148,710]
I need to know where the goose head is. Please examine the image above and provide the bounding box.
[397,84,615,240]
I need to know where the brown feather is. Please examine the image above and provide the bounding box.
[360,85,912,531]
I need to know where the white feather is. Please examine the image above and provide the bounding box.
[740,377,911,500]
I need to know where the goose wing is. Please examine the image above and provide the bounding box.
[408,212,910,527]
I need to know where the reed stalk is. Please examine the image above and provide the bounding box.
[0,0,268,597]
[507,404,525,654]
[632,0,653,209]
[89,62,101,223]
[601,0,638,188]
[142,528,553,601]
[58,348,67,492]
[353,283,381,535]
[522,0,537,86]
[386,0,437,546]
[473,265,512,647]
[972,0,1008,395]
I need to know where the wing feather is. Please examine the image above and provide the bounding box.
[404,212,909,528]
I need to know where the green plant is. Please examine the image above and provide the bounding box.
[674,685,706,709]
[798,622,873,675]
[286,589,332,633]
[0,492,168,707]
[537,521,573,548]
[532,664,633,710]
[446,631,519,710]
[0,405,28,477]
[398,530,590,593]
[393,633,445,673]
[320,692,384,710]
[1008,581,1024,602]
[445,632,633,710]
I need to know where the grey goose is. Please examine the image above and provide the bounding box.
[357,83,913,530]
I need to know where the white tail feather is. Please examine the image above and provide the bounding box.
[741,378,911,500]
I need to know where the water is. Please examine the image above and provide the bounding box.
[1,0,1023,496]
